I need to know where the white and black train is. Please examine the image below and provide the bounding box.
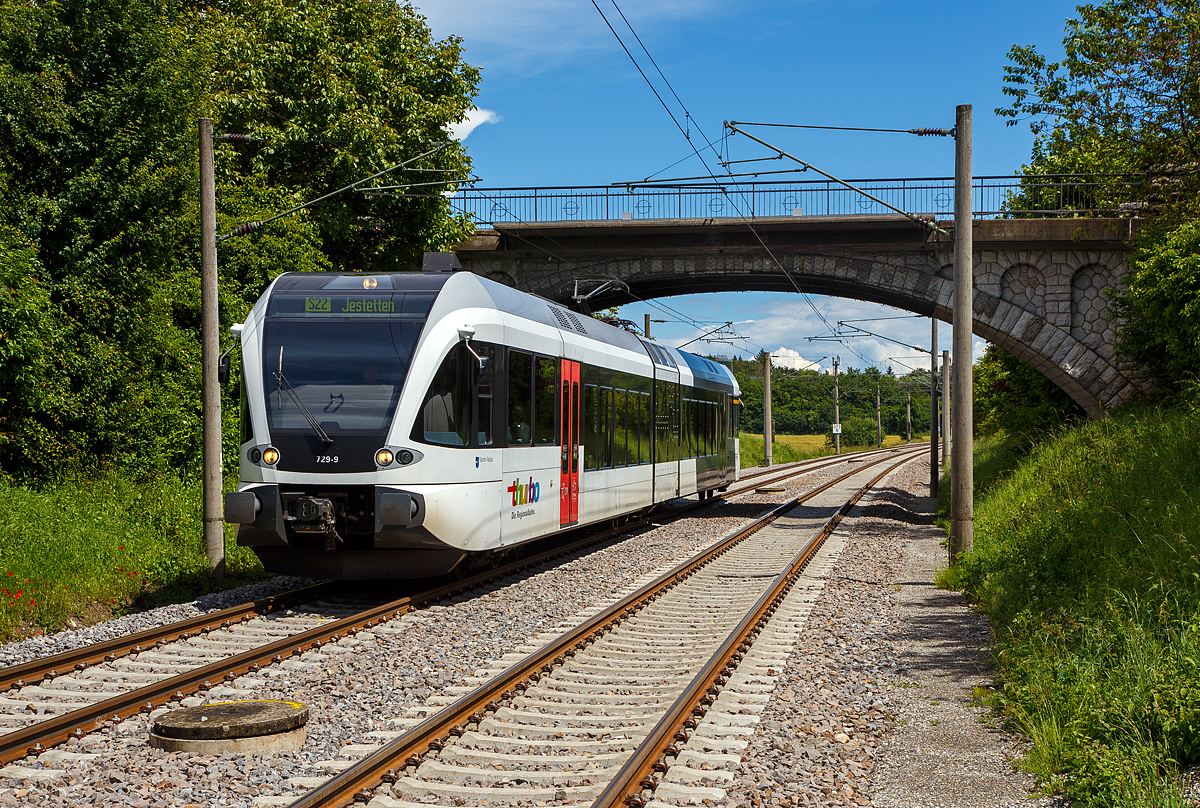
[223,263,741,578]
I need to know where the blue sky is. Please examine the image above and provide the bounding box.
[413,0,1082,372]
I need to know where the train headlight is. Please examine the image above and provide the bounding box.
[249,448,261,464]
[398,450,414,465]
[375,449,394,466]
[262,447,280,466]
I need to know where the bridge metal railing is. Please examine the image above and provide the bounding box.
[448,175,1149,224]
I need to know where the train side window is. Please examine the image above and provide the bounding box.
[508,350,533,445]
[616,390,628,467]
[534,357,557,445]
[476,345,495,447]
[640,391,651,464]
[584,384,598,471]
[413,344,470,447]
[600,387,613,468]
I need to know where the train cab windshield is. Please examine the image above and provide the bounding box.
[261,275,439,440]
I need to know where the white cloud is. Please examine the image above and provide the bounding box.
[448,108,502,141]
[770,347,824,372]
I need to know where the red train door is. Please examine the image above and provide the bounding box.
[560,360,580,526]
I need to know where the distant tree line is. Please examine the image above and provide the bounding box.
[719,354,934,444]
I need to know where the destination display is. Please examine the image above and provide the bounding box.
[267,293,435,318]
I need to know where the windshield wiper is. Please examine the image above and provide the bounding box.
[273,368,334,445]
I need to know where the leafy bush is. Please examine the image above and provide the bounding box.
[948,405,1200,805]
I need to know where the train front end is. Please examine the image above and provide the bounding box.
[223,270,488,579]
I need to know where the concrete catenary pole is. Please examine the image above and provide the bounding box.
[950,104,974,561]
[875,381,882,448]
[763,353,773,466]
[199,118,224,581]
[929,318,938,497]
[906,390,912,443]
[941,350,951,469]
[833,358,841,455]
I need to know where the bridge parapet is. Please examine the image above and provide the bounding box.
[451,175,1147,224]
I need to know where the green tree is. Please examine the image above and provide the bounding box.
[974,345,1084,439]
[0,0,480,479]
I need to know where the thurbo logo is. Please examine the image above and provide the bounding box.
[507,477,540,507]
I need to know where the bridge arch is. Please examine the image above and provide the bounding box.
[454,216,1145,417]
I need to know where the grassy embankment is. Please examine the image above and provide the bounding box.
[0,473,267,640]
[738,432,915,468]
[939,405,1200,807]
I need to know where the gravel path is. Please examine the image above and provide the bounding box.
[0,462,852,807]
[718,458,1053,808]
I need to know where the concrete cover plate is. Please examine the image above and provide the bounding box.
[152,700,309,740]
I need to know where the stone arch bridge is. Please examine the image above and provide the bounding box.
[453,215,1143,418]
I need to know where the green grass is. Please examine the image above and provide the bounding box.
[739,432,918,468]
[941,406,1200,806]
[0,471,268,640]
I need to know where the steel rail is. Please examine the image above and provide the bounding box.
[284,448,922,808]
[0,443,925,769]
[0,581,341,694]
[592,451,921,808]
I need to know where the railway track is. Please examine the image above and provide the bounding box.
[0,443,928,779]
[286,447,924,808]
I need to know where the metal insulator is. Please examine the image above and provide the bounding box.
[911,127,953,137]
[217,133,262,143]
